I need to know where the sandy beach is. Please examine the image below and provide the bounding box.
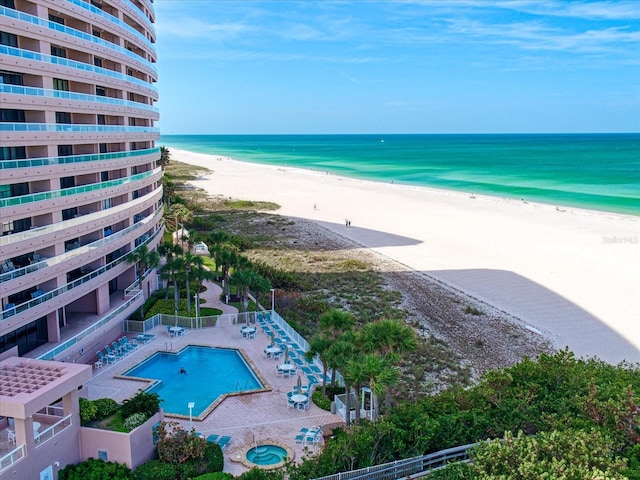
[170,148,640,365]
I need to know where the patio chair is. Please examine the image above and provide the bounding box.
[167,326,175,337]
[287,398,296,410]
[94,355,103,369]
[97,350,115,365]
[217,436,231,451]
[8,429,16,445]
[105,345,121,360]
[113,341,127,357]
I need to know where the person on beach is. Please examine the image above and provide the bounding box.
[179,367,187,375]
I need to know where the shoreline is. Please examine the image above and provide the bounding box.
[168,147,640,364]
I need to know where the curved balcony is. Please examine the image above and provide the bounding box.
[0,186,162,256]
[64,0,157,54]
[123,0,155,40]
[0,167,161,209]
[0,206,163,287]
[0,45,158,94]
[1,6,157,76]
[0,147,159,170]
[0,84,159,116]
[0,226,163,323]
[0,123,158,135]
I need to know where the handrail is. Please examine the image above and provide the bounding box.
[0,84,159,114]
[0,6,157,73]
[0,122,159,134]
[34,414,72,446]
[1,206,163,284]
[38,291,143,360]
[0,45,157,93]
[0,167,160,208]
[312,443,476,480]
[0,444,25,473]
[1,227,162,321]
[0,146,158,170]
[64,0,156,52]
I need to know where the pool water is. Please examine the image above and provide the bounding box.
[246,445,288,465]
[122,346,263,416]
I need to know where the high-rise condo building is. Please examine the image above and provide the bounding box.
[0,0,162,361]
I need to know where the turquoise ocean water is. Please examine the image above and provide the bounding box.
[160,134,640,216]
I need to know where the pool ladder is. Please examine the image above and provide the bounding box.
[164,341,173,352]
[235,379,252,392]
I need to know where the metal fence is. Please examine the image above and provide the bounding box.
[312,443,475,480]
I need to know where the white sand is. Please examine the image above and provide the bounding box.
[170,148,640,364]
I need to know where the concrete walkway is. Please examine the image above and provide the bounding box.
[198,279,238,316]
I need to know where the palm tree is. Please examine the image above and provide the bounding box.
[305,336,332,395]
[183,251,200,313]
[126,244,160,297]
[159,242,183,313]
[326,336,356,423]
[229,269,271,312]
[360,319,417,413]
[318,309,355,340]
[344,354,369,425]
[159,146,171,168]
[361,354,399,421]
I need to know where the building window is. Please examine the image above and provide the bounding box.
[96,86,106,96]
[10,183,29,197]
[60,176,75,189]
[0,70,23,85]
[99,143,107,153]
[94,57,103,67]
[0,316,48,356]
[97,114,106,125]
[101,171,109,181]
[102,198,112,209]
[58,144,73,156]
[0,109,25,122]
[0,185,9,199]
[53,78,69,91]
[50,45,66,58]
[55,111,71,124]
[62,207,78,220]
[0,1,16,10]
[7,217,32,233]
[48,14,65,25]
[129,92,136,101]
[0,32,18,47]
[98,451,108,461]
[0,146,26,160]
[92,29,101,38]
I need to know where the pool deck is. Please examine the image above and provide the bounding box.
[85,288,343,476]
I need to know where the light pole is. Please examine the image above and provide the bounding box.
[188,402,195,431]
[194,293,199,329]
[270,288,275,312]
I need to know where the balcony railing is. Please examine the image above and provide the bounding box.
[0,206,163,283]
[0,147,159,170]
[34,414,72,447]
[0,186,162,246]
[0,444,25,474]
[0,122,159,134]
[64,0,156,51]
[0,84,159,115]
[0,46,158,93]
[1,227,162,321]
[0,6,157,73]
[0,167,160,208]
[38,290,143,360]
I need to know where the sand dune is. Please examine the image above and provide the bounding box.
[170,148,640,364]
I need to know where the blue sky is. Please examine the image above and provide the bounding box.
[155,1,640,134]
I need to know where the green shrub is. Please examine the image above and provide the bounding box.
[123,412,147,430]
[59,458,132,480]
[426,462,476,479]
[122,390,162,419]
[202,442,224,472]
[191,473,234,480]
[93,398,119,420]
[312,389,332,411]
[238,467,285,479]
[79,397,98,425]
[133,459,178,480]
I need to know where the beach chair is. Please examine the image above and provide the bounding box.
[105,345,121,360]
[217,436,231,451]
[294,434,305,445]
[206,434,219,443]
[97,350,115,365]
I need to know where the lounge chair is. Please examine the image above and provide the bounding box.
[97,350,115,365]
[217,436,231,451]
[113,341,127,357]
[105,345,120,360]
[206,434,219,443]
[294,434,305,445]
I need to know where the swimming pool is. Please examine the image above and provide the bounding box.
[121,345,264,417]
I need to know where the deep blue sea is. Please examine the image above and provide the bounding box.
[160,134,640,216]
